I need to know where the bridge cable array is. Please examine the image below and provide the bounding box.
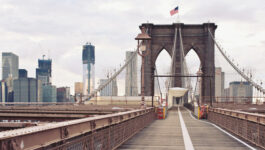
[168,27,178,90]
[154,64,163,98]
[84,50,138,101]
[208,28,265,95]
[179,27,193,102]
[167,27,194,103]
[193,66,202,104]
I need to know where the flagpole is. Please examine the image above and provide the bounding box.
[176,6,180,23]
[170,6,180,23]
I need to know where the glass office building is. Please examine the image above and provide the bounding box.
[36,58,52,85]
[2,52,19,80]
[82,43,95,96]
[13,78,42,102]
[42,84,57,102]
[57,87,70,102]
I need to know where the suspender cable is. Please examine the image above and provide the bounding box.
[154,65,163,98]
[84,28,151,102]
[84,50,137,101]
[168,27,178,90]
[208,29,265,94]
[179,27,193,102]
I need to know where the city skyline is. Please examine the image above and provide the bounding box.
[0,0,265,95]
[0,1,263,149]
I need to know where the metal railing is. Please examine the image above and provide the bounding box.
[208,108,265,149]
[0,102,75,106]
[0,108,155,150]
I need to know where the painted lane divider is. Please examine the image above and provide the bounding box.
[178,106,195,150]
[184,107,256,150]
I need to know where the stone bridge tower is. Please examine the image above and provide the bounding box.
[139,23,217,104]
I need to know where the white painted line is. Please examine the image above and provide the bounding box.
[184,107,257,150]
[178,106,195,150]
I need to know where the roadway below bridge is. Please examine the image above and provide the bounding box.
[118,106,256,150]
[0,105,134,122]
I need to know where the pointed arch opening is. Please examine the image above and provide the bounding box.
[185,49,201,98]
[154,49,171,98]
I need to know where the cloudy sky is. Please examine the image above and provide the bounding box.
[0,0,265,95]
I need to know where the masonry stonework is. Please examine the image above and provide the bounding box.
[139,23,217,104]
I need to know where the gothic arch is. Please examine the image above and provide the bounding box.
[153,46,172,65]
[139,23,217,104]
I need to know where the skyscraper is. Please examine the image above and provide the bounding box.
[82,43,95,96]
[42,84,57,102]
[74,82,83,102]
[74,82,83,96]
[19,69,28,78]
[5,76,14,102]
[2,52,19,80]
[125,51,138,96]
[13,78,42,102]
[99,78,118,96]
[0,81,8,102]
[36,58,52,85]
[57,87,70,102]
[215,67,225,102]
[228,81,253,102]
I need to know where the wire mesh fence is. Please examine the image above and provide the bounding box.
[208,108,265,149]
[47,109,155,150]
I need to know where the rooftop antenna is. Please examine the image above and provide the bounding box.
[42,55,46,60]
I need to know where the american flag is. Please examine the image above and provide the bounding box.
[170,6,179,16]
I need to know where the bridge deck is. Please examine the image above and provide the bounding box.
[118,106,251,150]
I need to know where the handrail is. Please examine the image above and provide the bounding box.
[208,107,265,149]
[0,107,154,149]
[209,107,265,125]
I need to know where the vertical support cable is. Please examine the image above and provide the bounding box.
[168,27,178,90]
[208,28,265,99]
[179,27,193,102]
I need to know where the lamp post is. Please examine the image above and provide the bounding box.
[135,27,151,109]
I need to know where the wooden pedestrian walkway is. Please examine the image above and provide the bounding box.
[118,106,253,150]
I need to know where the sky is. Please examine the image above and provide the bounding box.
[0,0,265,95]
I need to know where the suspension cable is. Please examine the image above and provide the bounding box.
[154,65,163,98]
[179,27,193,101]
[168,27,178,90]
[208,29,265,94]
[83,28,153,102]
[84,50,138,101]
[193,65,202,104]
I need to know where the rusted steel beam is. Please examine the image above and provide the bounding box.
[0,113,89,122]
[0,102,74,106]
[0,105,133,117]
[0,108,155,150]
[0,106,130,111]
[208,108,265,149]
[243,109,265,114]
[210,108,265,125]
[0,122,37,128]
[0,104,136,110]
[0,122,38,132]
[0,109,114,115]
[212,102,265,111]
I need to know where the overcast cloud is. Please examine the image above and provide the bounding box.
[0,0,265,94]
